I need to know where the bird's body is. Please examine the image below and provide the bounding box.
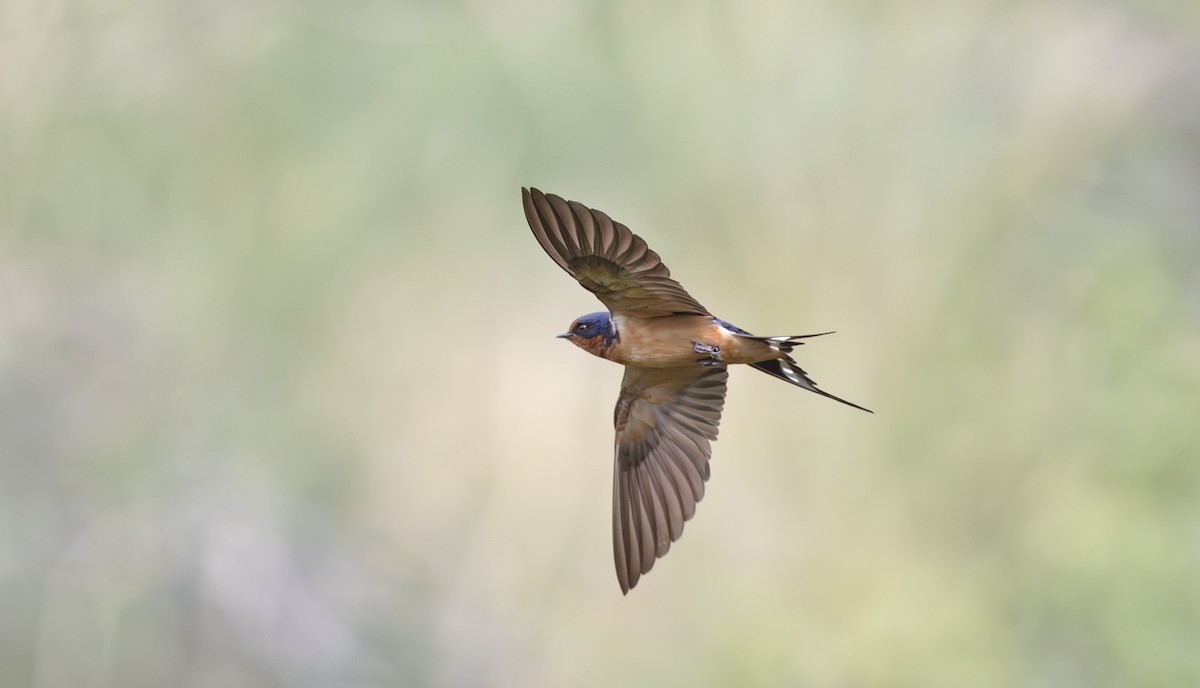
[522,187,870,594]
[572,312,803,367]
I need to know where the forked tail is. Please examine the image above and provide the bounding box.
[751,356,873,413]
[737,331,835,353]
[718,320,871,412]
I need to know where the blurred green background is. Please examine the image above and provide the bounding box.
[3,0,1199,686]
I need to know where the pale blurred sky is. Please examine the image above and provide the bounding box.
[2,1,1199,687]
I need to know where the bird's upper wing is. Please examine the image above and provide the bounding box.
[523,187,710,317]
[612,364,728,593]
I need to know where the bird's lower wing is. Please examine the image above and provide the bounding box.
[612,365,728,593]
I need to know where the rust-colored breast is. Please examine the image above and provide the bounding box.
[606,314,720,367]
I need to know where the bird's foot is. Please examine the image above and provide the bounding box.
[693,342,722,366]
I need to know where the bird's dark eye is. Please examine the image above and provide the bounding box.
[577,324,589,332]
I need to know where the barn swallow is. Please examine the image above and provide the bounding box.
[522,187,871,594]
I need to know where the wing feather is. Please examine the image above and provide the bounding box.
[612,365,728,593]
[523,188,710,317]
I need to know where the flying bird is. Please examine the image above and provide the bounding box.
[522,187,871,594]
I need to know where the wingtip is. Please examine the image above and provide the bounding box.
[619,574,637,595]
[616,570,632,595]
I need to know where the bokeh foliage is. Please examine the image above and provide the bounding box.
[2,1,1198,686]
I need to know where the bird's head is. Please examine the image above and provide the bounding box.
[557,311,617,357]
